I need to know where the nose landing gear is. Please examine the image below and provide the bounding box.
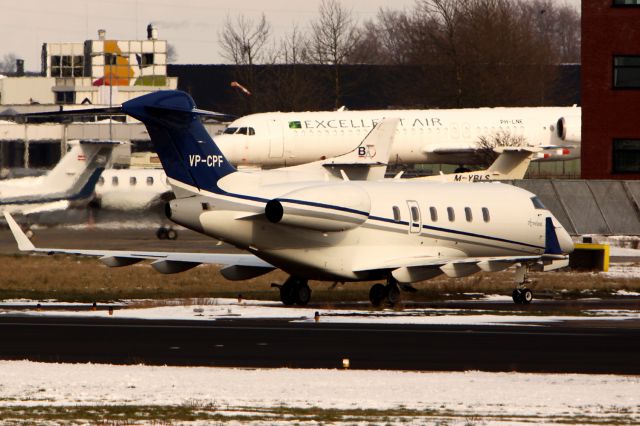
[512,264,533,304]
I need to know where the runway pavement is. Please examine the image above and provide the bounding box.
[0,315,638,374]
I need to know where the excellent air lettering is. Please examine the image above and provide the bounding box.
[188,154,224,167]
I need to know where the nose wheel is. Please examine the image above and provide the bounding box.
[512,264,533,304]
[276,276,311,306]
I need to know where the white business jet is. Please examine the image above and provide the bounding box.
[0,140,116,221]
[5,91,573,306]
[215,107,580,169]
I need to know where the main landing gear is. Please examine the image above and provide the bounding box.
[156,226,178,240]
[369,279,401,307]
[273,276,312,306]
[512,264,533,304]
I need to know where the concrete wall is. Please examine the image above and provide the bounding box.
[511,180,640,235]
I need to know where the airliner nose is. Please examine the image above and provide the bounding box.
[557,224,574,254]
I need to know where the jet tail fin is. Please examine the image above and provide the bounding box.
[121,91,236,197]
[321,117,400,180]
[486,147,540,179]
[41,140,117,199]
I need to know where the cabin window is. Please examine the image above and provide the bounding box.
[447,207,455,222]
[146,176,154,186]
[392,206,401,222]
[410,206,419,222]
[465,207,473,222]
[111,176,119,186]
[130,176,137,186]
[223,127,238,135]
[97,176,104,186]
[531,197,546,210]
[429,207,438,222]
[482,207,490,222]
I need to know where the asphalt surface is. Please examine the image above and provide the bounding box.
[1,315,639,374]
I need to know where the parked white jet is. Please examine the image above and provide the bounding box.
[215,107,580,169]
[0,140,116,220]
[5,91,573,306]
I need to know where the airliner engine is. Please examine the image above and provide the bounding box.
[265,184,371,232]
[556,114,581,144]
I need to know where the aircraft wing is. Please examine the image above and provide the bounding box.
[16,200,71,216]
[353,253,566,281]
[4,212,274,278]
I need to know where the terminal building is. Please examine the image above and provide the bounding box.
[582,0,640,179]
[0,25,184,170]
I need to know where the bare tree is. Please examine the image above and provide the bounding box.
[218,14,272,113]
[219,13,271,66]
[474,130,528,167]
[0,53,18,73]
[308,0,361,107]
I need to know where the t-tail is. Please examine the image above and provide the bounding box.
[121,91,236,197]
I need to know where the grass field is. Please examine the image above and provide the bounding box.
[1,253,639,303]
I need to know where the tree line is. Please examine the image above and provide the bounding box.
[218,0,580,114]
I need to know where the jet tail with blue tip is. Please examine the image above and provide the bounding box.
[121,90,236,196]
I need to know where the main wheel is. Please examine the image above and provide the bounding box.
[295,285,312,306]
[512,289,523,304]
[369,283,387,307]
[521,288,533,304]
[386,283,401,305]
[280,282,297,306]
[156,226,168,240]
[166,229,178,240]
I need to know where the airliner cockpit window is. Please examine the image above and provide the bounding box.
[531,197,546,210]
[223,127,238,135]
[236,127,248,135]
[248,127,255,135]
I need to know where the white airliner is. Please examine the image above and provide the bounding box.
[5,91,574,306]
[215,107,580,169]
[0,140,116,220]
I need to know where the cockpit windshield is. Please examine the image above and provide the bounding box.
[531,196,547,210]
[222,126,255,135]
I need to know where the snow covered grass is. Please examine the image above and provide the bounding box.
[3,297,640,326]
[0,360,638,425]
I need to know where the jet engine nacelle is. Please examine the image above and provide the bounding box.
[265,184,371,232]
[556,114,581,144]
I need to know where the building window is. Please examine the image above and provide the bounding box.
[55,91,75,105]
[613,0,640,5]
[613,139,640,173]
[614,56,640,88]
[50,55,83,77]
[392,206,401,222]
[141,53,154,67]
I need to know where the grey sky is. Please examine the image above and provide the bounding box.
[1,0,581,72]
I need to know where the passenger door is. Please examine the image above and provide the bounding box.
[268,119,284,158]
[407,200,421,234]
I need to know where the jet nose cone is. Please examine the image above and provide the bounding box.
[557,225,574,254]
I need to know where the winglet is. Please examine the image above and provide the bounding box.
[3,212,35,251]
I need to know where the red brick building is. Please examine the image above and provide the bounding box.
[582,0,640,178]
